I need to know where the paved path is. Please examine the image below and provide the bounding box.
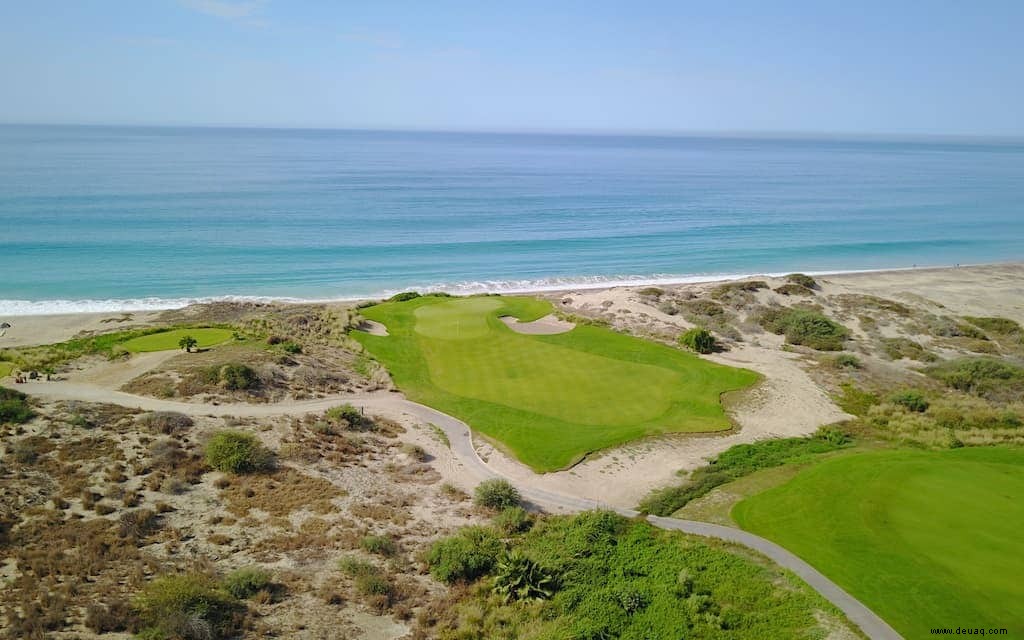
[17,379,902,640]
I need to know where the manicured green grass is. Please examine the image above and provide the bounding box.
[353,296,758,471]
[733,447,1024,639]
[121,328,235,353]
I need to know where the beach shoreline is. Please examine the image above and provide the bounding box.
[1,260,1018,319]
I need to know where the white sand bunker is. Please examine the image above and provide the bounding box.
[358,320,389,336]
[500,314,575,335]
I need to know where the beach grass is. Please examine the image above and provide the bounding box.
[121,328,235,353]
[0,361,14,377]
[732,447,1024,638]
[353,295,758,471]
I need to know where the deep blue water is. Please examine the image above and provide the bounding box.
[2,125,1023,313]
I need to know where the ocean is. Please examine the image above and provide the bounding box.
[2,125,1023,314]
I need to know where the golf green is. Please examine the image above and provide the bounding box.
[353,295,758,471]
[733,447,1024,639]
[120,328,234,353]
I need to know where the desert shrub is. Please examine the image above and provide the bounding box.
[205,430,273,474]
[637,287,664,298]
[964,316,1022,336]
[682,299,724,317]
[339,555,377,577]
[711,280,768,296]
[639,430,850,515]
[881,337,936,362]
[785,273,818,289]
[926,357,1024,401]
[0,387,34,424]
[759,307,849,350]
[678,327,716,354]
[223,567,272,600]
[85,599,137,633]
[388,291,421,302]
[925,316,989,340]
[325,403,374,431]
[137,411,194,435]
[831,353,861,369]
[774,283,814,296]
[133,573,244,640]
[890,390,930,412]
[400,442,428,461]
[119,509,160,543]
[355,573,392,598]
[474,479,521,510]
[218,363,259,390]
[493,506,533,535]
[280,341,302,354]
[360,535,397,556]
[427,526,504,584]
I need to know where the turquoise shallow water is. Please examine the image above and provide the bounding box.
[1,125,1023,313]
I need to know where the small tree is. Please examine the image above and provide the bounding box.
[178,335,198,353]
[679,327,716,354]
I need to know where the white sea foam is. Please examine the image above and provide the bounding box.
[0,265,929,316]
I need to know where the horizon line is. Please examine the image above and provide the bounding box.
[2,121,1023,143]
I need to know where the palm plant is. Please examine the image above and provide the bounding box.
[492,551,556,603]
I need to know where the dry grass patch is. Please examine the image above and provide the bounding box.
[220,467,344,517]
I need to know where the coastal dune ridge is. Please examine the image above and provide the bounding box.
[0,264,936,316]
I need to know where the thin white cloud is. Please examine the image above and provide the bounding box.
[178,0,267,22]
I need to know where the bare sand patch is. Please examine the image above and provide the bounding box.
[499,313,575,335]
[0,310,162,348]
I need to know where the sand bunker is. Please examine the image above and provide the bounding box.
[358,319,389,336]
[500,314,575,335]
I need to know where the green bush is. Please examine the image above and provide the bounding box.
[832,353,861,369]
[890,390,930,413]
[325,403,374,431]
[388,291,421,302]
[360,535,397,556]
[774,283,814,296]
[637,287,664,298]
[493,506,533,535]
[133,573,244,640]
[926,357,1024,402]
[427,526,504,584]
[474,478,521,510]
[281,341,302,354]
[222,567,272,600]
[679,327,716,354]
[0,387,34,424]
[218,363,259,390]
[205,431,273,474]
[338,555,377,577]
[785,273,818,289]
[759,307,849,351]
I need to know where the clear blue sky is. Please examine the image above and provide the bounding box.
[1,1,1021,135]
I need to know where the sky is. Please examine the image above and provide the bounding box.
[1,0,1022,135]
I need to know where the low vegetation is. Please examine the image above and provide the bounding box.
[926,357,1024,402]
[757,307,849,350]
[133,573,246,640]
[424,510,854,639]
[205,430,274,474]
[473,478,521,511]
[784,273,817,289]
[0,386,34,423]
[638,426,850,516]
[678,327,716,354]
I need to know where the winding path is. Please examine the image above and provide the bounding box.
[16,379,902,640]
